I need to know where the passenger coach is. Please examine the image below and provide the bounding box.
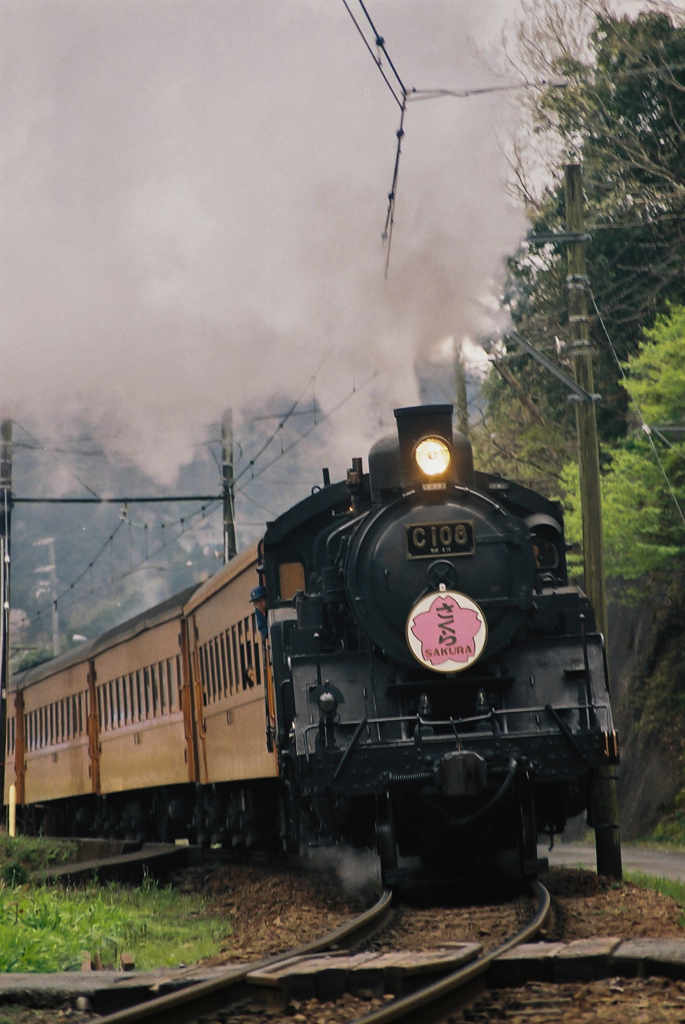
[4,547,279,845]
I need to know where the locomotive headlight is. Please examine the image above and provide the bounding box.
[318,691,338,717]
[414,437,451,477]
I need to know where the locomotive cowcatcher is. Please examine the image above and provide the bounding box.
[264,404,619,885]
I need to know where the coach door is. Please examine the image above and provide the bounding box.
[13,692,26,805]
[181,615,208,785]
[86,660,101,794]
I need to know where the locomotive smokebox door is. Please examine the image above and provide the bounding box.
[440,751,486,796]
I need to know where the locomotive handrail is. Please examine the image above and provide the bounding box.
[302,702,613,758]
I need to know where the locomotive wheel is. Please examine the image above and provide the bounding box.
[376,792,398,885]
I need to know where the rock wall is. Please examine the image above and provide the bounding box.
[608,576,685,841]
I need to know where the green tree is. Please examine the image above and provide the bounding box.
[560,305,684,584]
[479,2,685,490]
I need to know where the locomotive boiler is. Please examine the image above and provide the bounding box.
[264,404,619,884]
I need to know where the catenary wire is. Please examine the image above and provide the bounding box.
[233,352,329,485]
[355,0,408,95]
[23,373,377,623]
[339,0,404,108]
[13,421,102,499]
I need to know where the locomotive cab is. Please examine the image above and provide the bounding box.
[263,404,618,886]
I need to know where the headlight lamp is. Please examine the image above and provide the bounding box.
[318,691,338,717]
[414,437,451,477]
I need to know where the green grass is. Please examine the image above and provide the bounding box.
[626,869,685,925]
[0,875,230,972]
[0,836,76,886]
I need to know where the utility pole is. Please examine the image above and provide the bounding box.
[0,419,12,806]
[221,409,237,563]
[454,338,469,437]
[565,163,622,880]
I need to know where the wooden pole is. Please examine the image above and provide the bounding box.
[221,409,237,563]
[565,164,622,880]
[0,419,11,808]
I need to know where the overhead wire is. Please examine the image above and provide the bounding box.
[233,352,329,485]
[339,0,408,276]
[339,0,404,108]
[237,369,380,492]
[13,421,102,499]
[17,357,379,633]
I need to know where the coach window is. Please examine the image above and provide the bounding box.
[120,678,125,725]
[211,639,219,701]
[176,654,183,706]
[213,639,223,698]
[151,664,159,716]
[250,614,263,686]
[166,659,175,710]
[127,674,135,723]
[231,626,240,693]
[218,635,227,697]
[135,671,142,722]
[199,645,208,705]
[49,703,55,746]
[278,561,305,602]
[143,668,151,719]
[244,617,256,687]
[78,693,84,736]
[209,638,218,704]
[157,663,166,714]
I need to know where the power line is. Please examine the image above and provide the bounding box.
[355,0,407,96]
[340,0,404,108]
[238,370,380,492]
[13,495,220,504]
[18,371,379,623]
[408,61,685,103]
[13,421,102,499]
[339,0,409,276]
[233,353,328,485]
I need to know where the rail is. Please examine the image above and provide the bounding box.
[97,886,393,1024]
[350,880,550,1024]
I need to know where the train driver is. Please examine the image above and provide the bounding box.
[250,585,268,640]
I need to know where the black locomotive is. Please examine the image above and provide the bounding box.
[263,404,619,884]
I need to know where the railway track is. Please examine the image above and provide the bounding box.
[96,886,394,1024]
[95,882,548,1024]
[349,880,549,1024]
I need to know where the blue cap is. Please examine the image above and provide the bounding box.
[250,585,267,602]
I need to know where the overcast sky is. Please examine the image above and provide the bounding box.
[2,0,676,490]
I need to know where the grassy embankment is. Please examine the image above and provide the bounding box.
[0,836,229,972]
[626,870,685,925]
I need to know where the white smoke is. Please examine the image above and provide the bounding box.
[2,0,528,492]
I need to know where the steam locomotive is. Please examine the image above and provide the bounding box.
[264,404,618,884]
[4,404,618,885]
